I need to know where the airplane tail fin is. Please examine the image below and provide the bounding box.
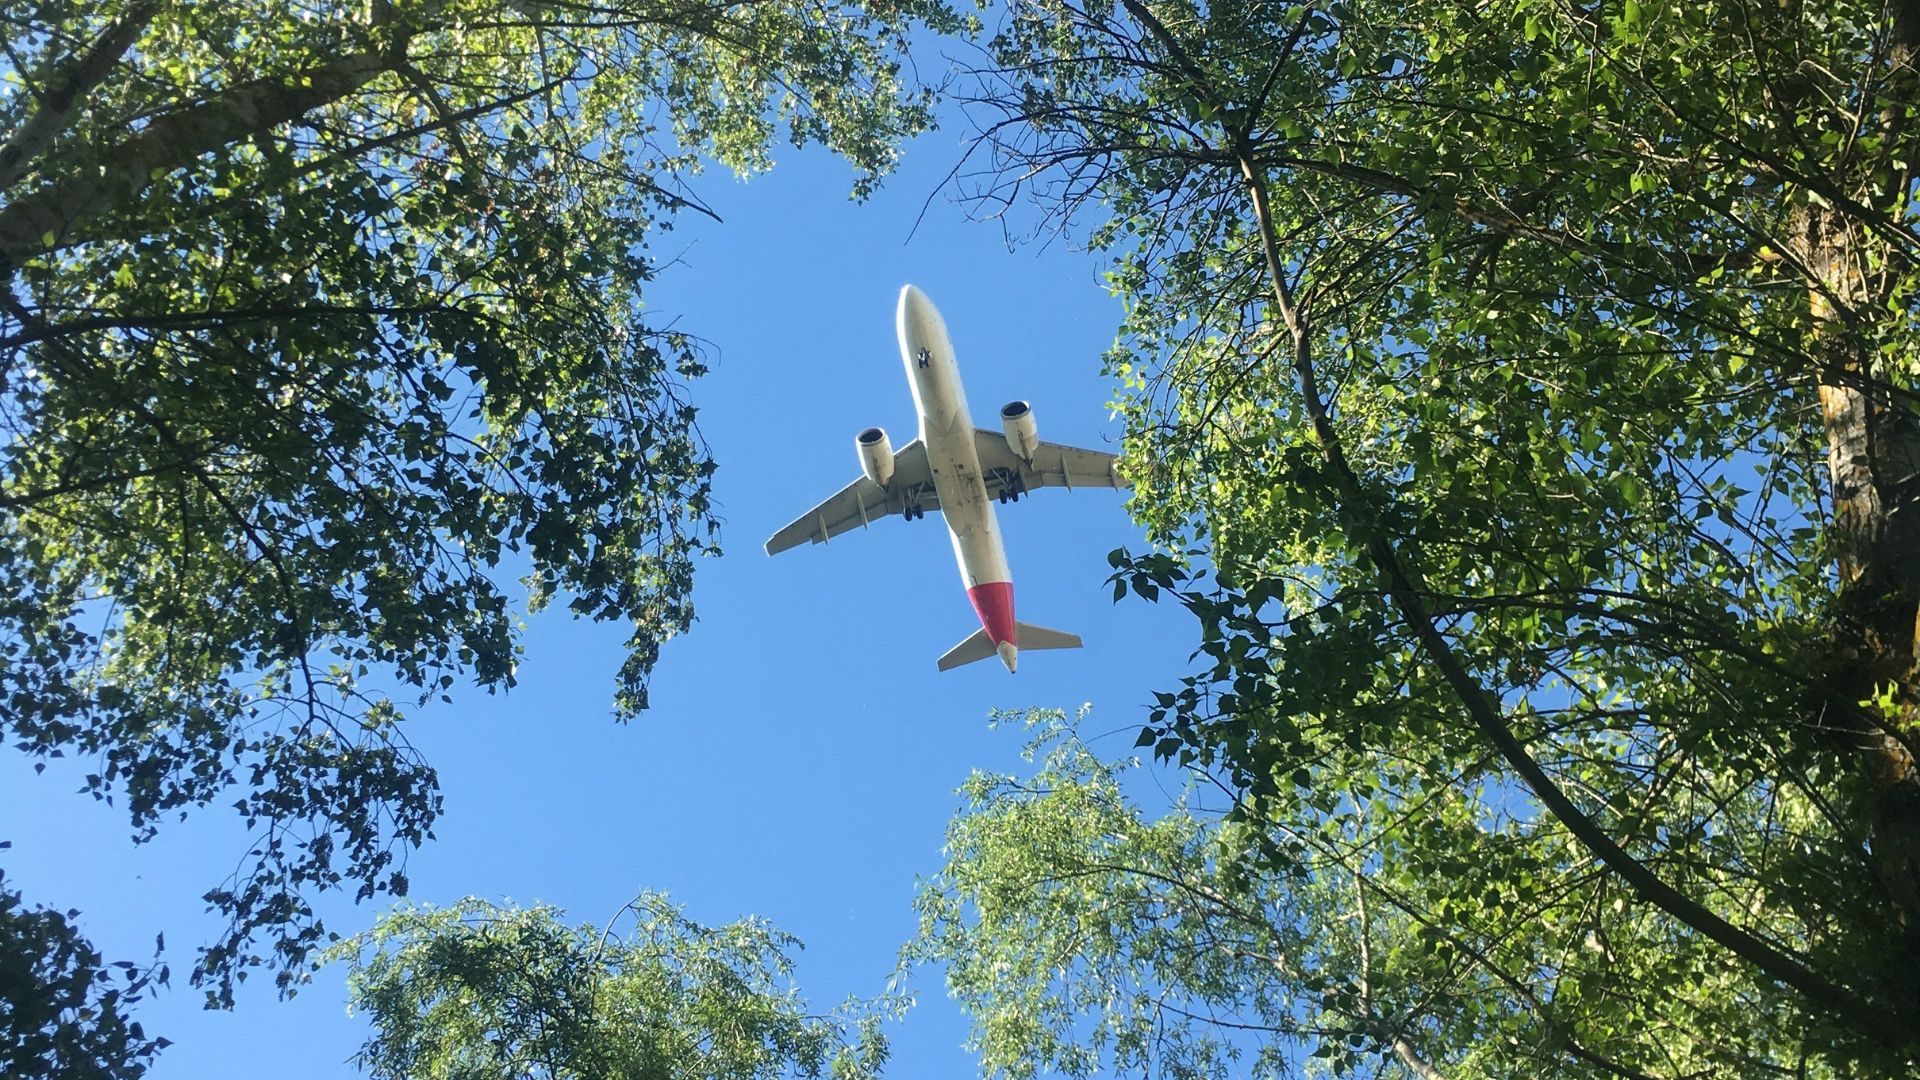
[936,622,1083,671]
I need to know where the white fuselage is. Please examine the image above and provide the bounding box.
[896,286,1017,649]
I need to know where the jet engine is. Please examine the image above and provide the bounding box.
[1000,400,1040,460]
[857,426,894,486]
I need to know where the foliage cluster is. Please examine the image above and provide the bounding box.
[915,711,1380,1080]
[333,895,893,1080]
[0,868,169,1080]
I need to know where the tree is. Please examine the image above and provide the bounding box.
[949,0,1920,1071]
[0,868,169,1080]
[0,0,954,1012]
[332,894,892,1080]
[918,710,1920,1078]
[913,710,1456,1079]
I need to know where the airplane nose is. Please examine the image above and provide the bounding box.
[898,284,938,340]
[996,641,1018,673]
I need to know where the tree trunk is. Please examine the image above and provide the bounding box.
[1799,1,1920,940]
[1803,198,1920,936]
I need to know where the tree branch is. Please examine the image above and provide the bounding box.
[0,0,160,192]
[0,302,461,351]
[0,33,411,264]
[1350,799,1447,1080]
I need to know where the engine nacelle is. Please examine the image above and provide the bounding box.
[1000,400,1040,460]
[856,426,894,486]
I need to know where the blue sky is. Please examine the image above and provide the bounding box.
[0,98,1202,1075]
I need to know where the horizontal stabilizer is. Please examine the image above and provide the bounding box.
[937,622,1084,672]
[938,629,997,671]
[1015,622,1082,651]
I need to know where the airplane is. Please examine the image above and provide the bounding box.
[765,284,1130,673]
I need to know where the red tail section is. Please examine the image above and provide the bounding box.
[966,581,1016,646]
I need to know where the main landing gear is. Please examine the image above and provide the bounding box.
[991,467,1026,504]
[901,482,932,521]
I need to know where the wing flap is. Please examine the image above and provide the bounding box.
[1024,440,1127,490]
[973,428,1128,496]
[765,439,938,555]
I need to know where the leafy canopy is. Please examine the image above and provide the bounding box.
[0,0,957,1006]
[332,894,894,1080]
[946,0,1920,1073]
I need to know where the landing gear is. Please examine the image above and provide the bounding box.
[902,482,931,521]
[991,467,1026,504]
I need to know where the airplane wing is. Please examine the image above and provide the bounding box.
[765,439,941,555]
[972,429,1129,497]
